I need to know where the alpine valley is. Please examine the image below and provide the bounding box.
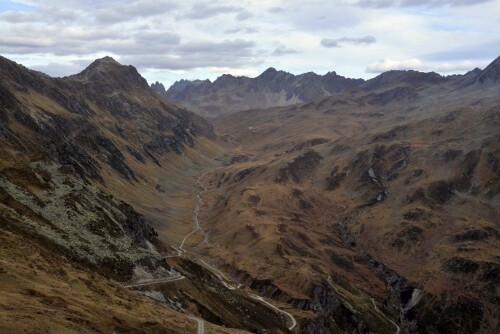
[0,54,499,334]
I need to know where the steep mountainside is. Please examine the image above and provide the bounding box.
[152,68,364,117]
[0,55,292,334]
[191,57,500,334]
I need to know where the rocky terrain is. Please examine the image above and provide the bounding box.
[0,54,499,334]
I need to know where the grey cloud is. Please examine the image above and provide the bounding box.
[269,7,286,13]
[321,36,376,48]
[0,24,180,56]
[0,0,178,25]
[224,27,259,34]
[0,0,259,73]
[0,11,38,23]
[279,3,364,31]
[120,39,261,70]
[355,0,494,8]
[236,10,253,21]
[181,3,242,20]
[321,40,340,48]
[272,44,299,56]
[93,0,178,23]
[133,31,180,45]
[177,39,256,56]
[0,7,78,23]
[122,52,262,71]
[122,55,263,71]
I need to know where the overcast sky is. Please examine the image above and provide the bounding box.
[1,0,499,87]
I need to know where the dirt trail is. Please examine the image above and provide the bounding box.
[179,172,208,251]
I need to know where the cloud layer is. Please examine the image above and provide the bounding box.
[0,0,498,86]
[321,36,376,48]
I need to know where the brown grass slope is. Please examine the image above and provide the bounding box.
[194,58,500,334]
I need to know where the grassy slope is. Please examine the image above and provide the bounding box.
[196,84,500,333]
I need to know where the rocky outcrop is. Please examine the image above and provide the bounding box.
[292,284,370,334]
[275,150,323,183]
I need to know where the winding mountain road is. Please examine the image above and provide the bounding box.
[189,315,205,334]
[182,171,297,331]
[249,294,297,330]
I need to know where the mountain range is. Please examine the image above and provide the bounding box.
[151,59,498,118]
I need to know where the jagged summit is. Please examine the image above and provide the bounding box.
[151,55,499,118]
[151,81,166,93]
[164,79,208,94]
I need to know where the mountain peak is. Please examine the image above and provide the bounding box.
[69,57,149,92]
[84,56,122,73]
[97,56,118,63]
[90,56,119,67]
[258,67,281,79]
[263,67,277,73]
[151,81,167,94]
